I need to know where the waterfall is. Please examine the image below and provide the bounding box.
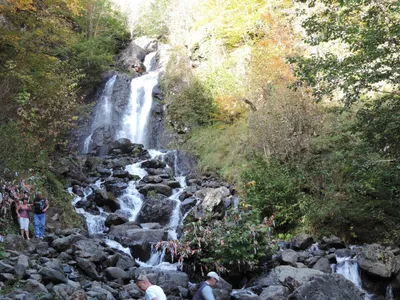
[83,75,117,154]
[118,52,159,147]
[333,256,374,300]
[335,257,362,289]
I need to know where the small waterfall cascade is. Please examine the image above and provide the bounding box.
[333,255,375,300]
[83,75,117,154]
[334,256,362,289]
[118,52,159,147]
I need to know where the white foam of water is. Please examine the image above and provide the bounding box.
[118,53,159,147]
[104,239,132,257]
[335,256,362,288]
[334,256,374,300]
[167,175,187,240]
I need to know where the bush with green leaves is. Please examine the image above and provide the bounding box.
[157,209,272,274]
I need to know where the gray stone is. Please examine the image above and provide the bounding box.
[271,266,324,285]
[38,267,67,284]
[137,196,176,225]
[141,159,166,169]
[260,285,289,300]
[24,279,48,294]
[105,213,129,228]
[281,249,299,266]
[289,274,363,299]
[291,234,314,250]
[14,254,29,278]
[201,187,230,211]
[139,184,172,196]
[76,258,101,280]
[0,262,14,273]
[358,244,399,278]
[0,273,15,282]
[312,257,332,273]
[104,267,130,282]
[52,234,86,252]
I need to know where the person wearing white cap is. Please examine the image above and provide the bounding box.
[192,271,220,300]
[136,273,167,300]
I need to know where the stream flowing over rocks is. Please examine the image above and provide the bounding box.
[1,37,400,300]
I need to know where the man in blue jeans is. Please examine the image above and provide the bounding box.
[33,194,49,239]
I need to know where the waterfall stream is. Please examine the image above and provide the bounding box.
[71,51,188,270]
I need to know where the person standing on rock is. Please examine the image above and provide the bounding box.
[193,271,220,300]
[33,193,49,239]
[136,273,167,300]
[16,196,31,240]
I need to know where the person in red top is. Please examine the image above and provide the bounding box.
[16,197,31,240]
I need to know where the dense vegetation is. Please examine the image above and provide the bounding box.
[136,0,400,253]
[0,0,128,231]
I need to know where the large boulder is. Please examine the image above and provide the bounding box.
[291,234,314,250]
[141,159,166,169]
[134,37,158,53]
[139,184,172,196]
[72,239,107,263]
[38,267,67,284]
[24,279,48,295]
[108,138,135,154]
[358,244,400,278]
[280,249,299,266]
[266,266,324,286]
[108,222,166,247]
[137,195,176,225]
[201,187,230,211]
[289,274,363,299]
[312,257,332,274]
[93,189,121,212]
[260,285,289,300]
[52,234,86,252]
[105,213,129,227]
[76,257,101,280]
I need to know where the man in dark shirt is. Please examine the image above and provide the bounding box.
[193,271,220,300]
[33,193,49,239]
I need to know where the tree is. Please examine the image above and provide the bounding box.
[290,0,400,105]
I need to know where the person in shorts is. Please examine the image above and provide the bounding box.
[16,197,31,240]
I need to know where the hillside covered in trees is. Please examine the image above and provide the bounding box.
[0,0,400,297]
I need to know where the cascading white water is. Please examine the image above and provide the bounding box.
[334,256,374,300]
[168,175,186,240]
[335,257,362,288]
[69,183,109,236]
[118,52,159,147]
[83,75,117,153]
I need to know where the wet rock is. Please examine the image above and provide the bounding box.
[289,274,363,299]
[93,190,121,212]
[105,213,129,228]
[140,223,162,229]
[231,289,260,299]
[141,159,166,169]
[138,196,176,225]
[336,248,355,258]
[358,244,400,278]
[138,183,172,196]
[142,175,163,184]
[109,138,136,154]
[108,223,165,247]
[72,185,84,197]
[292,234,314,250]
[112,170,130,178]
[167,180,181,189]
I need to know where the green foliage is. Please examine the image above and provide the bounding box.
[356,95,400,156]
[134,0,172,38]
[244,159,308,228]
[0,123,47,172]
[183,122,252,184]
[291,0,400,105]
[163,209,272,273]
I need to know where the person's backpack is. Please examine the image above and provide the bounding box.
[34,198,46,214]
